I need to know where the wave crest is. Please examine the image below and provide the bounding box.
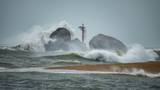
[85,44,158,63]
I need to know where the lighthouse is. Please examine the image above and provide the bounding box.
[79,24,86,43]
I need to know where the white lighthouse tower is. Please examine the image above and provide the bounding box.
[78,24,86,43]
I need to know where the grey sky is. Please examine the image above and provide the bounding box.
[0,0,160,48]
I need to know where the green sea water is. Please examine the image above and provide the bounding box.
[0,49,160,90]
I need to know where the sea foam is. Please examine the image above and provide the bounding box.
[84,44,158,63]
[3,21,159,63]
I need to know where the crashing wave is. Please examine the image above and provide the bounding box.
[85,44,158,63]
[12,21,88,52]
[3,21,159,63]
[11,21,78,52]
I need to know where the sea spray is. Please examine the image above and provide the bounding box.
[84,44,158,63]
[4,21,75,52]
[120,44,158,63]
[2,21,159,63]
[84,50,119,63]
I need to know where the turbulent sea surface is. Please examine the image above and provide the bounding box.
[1,21,160,90]
[0,49,160,90]
[1,72,160,90]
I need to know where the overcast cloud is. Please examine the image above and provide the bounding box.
[0,0,160,48]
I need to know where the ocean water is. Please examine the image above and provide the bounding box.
[1,72,160,90]
[0,49,160,90]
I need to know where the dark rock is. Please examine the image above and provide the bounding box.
[89,34,127,53]
[153,50,160,60]
[45,27,72,51]
[45,27,87,51]
[50,27,71,41]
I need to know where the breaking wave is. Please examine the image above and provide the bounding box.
[84,44,158,63]
[1,21,159,63]
[4,21,75,52]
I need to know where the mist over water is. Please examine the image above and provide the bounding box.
[5,21,75,52]
[0,21,159,80]
[0,21,158,64]
[0,22,160,90]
